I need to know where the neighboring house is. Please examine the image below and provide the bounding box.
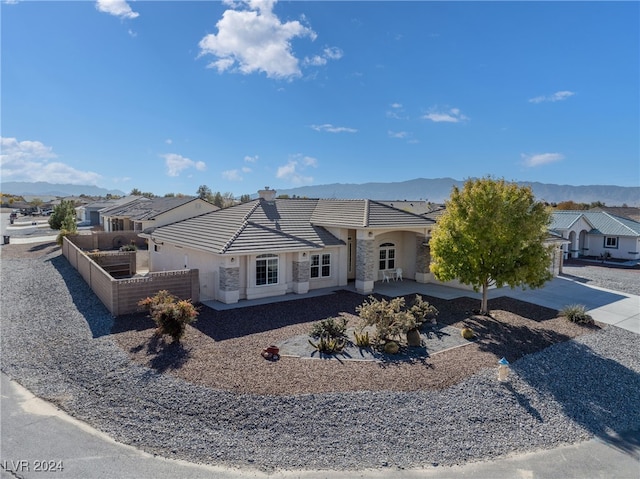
[145,188,437,304]
[100,197,217,232]
[78,196,142,226]
[550,210,640,261]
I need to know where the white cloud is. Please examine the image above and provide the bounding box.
[303,46,343,67]
[310,124,357,133]
[301,155,317,167]
[165,139,173,145]
[95,0,139,20]
[388,130,408,139]
[198,0,317,80]
[161,153,206,177]
[521,152,565,167]
[386,102,407,120]
[0,137,102,184]
[422,107,469,123]
[276,154,317,184]
[242,166,252,173]
[528,90,575,104]
[244,155,258,163]
[222,169,243,181]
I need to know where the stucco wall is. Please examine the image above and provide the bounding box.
[67,231,146,250]
[63,236,199,316]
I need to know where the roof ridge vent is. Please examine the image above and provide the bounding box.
[220,201,260,253]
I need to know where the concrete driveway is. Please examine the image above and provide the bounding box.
[373,276,640,334]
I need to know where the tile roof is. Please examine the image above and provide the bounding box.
[310,199,436,228]
[151,197,435,255]
[101,197,195,220]
[551,210,640,236]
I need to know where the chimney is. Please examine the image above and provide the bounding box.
[258,187,277,202]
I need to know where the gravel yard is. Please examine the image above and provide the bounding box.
[562,259,640,296]
[1,243,639,472]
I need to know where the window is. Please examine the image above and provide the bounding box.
[604,237,618,249]
[379,242,396,270]
[310,253,331,278]
[256,254,278,285]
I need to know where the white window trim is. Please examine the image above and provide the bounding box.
[256,254,279,286]
[310,253,331,278]
[379,242,396,271]
[604,236,618,249]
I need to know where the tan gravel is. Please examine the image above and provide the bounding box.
[112,291,602,396]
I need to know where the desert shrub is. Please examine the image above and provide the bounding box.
[560,304,594,325]
[310,317,348,339]
[409,295,439,325]
[120,242,137,251]
[56,229,72,246]
[356,296,418,343]
[138,290,199,342]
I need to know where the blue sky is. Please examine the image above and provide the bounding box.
[2,0,638,197]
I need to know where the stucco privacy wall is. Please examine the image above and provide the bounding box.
[62,236,199,316]
[67,231,146,250]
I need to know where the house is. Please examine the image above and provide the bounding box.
[78,196,142,226]
[100,197,217,232]
[145,188,437,304]
[550,210,640,261]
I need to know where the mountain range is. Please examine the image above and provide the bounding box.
[1,181,126,198]
[1,179,638,206]
[276,178,639,206]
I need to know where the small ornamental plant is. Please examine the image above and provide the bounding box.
[138,290,199,343]
[309,317,348,340]
[560,304,594,325]
[461,327,475,339]
[356,295,438,344]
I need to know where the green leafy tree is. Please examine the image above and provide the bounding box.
[197,185,213,202]
[429,177,553,315]
[49,199,77,230]
[130,188,142,196]
[212,191,224,208]
[239,194,251,203]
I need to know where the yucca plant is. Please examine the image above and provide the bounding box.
[308,333,346,354]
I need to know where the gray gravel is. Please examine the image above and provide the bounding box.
[2,250,639,472]
[562,261,640,296]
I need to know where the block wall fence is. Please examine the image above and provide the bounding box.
[62,234,199,316]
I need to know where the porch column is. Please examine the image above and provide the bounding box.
[569,231,579,259]
[415,235,432,283]
[355,231,375,294]
[292,252,310,294]
[218,256,240,304]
